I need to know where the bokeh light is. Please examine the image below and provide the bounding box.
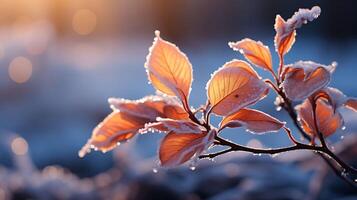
[8,56,33,84]
[11,137,29,156]
[72,9,97,35]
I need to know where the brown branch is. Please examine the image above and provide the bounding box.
[200,75,357,186]
[278,85,357,186]
[199,136,357,188]
[200,136,321,159]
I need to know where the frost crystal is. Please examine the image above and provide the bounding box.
[285,6,321,33]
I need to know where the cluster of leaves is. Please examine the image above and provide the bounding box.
[79,6,357,183]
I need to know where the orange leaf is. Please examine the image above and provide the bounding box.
[316,99,343,137]
[163,104,190,120]
[282,61,335,101]
[145,31,193,105]
[274,15,296,57]
[207,60,269,116]
[80,96,189,157]
[274,6,321,56]
[79,111,148,157]
[159,129,216,167]
[220,108,285,134]
[229,38,273,73]
[296,98,342,137]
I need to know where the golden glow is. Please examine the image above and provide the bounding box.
[11,137,29,155]
[72,9,97,35]
[8,56,33,84]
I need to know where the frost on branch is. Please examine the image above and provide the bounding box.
[206,60,269,116]
[274,6,321,56]
[282,61,336,101]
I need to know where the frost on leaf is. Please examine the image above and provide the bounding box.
[145,31,193,108]
[207,60,269,116]
[282,61,335,101]
[229,38,273,74]
[274,6,321,56]
[296,87,357,138]
[220,108,285,134]
[159,129,216,167]
[109,95,189,120]
[78,111,148,157]
[141,118,204,134]
[314,87,357,113]
[79,96,188,157]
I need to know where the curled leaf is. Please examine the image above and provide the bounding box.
[296,98,342,137]
[145,31,193,106]
[229,38,273,73]
[142,118,204,134]
[282,61,336,101]
[207,60,269,116]
[159,129,216,167]
[274,6,321,56]
[314,87,357,113]
[316,99,343,137]
[220,108,285,134]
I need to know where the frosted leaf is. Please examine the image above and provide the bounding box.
[145,30,193,104]
[274,6,321,56]
[109,95,189,120]
[282,61,335,101]
[229,38,273,73]
[79,95,191,158]
[314,87,357,113]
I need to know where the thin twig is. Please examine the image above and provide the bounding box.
[200,136,321,159]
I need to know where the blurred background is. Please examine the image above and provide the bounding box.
[0,0,357,199]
